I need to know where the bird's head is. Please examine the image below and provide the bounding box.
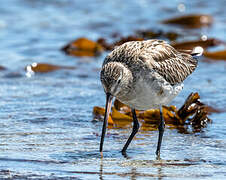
[99,62,133,154]
[100,62,132,99]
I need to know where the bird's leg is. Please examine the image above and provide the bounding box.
[156,106,165,159]
[121,109,139,154]
[100,93,113,156]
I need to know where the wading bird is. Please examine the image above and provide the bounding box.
[100,39,202,158]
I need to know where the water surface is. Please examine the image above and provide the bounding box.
[0,0,226,179]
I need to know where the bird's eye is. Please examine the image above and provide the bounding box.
[118,79,121,84]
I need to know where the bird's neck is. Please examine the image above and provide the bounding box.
[115,62,133,83]
[114,62,134,99]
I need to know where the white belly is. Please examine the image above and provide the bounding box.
[121,77,183,110]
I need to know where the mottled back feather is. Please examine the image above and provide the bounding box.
[103,39,198,86]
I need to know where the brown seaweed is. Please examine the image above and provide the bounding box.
[25,63,75,73]
[203,50,226,60]
[93,93,213,133]
[61,37,103,57]
[171,38,222,51]
[162,14,213,28]
[136,30,180,41]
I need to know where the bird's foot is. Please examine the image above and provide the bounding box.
[121,150,128,158]
[100,151,103,158]
[156,150,161,160]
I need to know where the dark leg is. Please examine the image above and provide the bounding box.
[156,106,165,158]
[121,109,139,154]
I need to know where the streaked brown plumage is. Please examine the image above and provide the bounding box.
[102,40,197,86]
[99,39,200,158]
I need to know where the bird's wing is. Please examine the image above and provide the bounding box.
[139,40,198,85]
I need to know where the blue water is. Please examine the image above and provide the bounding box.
[0,0,226,179]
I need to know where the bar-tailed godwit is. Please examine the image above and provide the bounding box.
[100,39,202,158]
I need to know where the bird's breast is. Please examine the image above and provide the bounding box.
[118,75,183,110]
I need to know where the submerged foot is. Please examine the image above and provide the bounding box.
[156,150,161,160]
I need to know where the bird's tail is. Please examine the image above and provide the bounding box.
[191,46,203,57]
[177,46,203,57]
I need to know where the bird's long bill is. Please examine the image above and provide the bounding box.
[100,93,113,154]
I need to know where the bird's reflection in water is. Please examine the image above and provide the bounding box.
[99,157,164,180]
[99,158,103,180]
[157,166,163,180]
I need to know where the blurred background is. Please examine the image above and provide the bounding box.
[0,0,226,179]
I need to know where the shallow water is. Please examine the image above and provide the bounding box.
[0,0,226,179]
